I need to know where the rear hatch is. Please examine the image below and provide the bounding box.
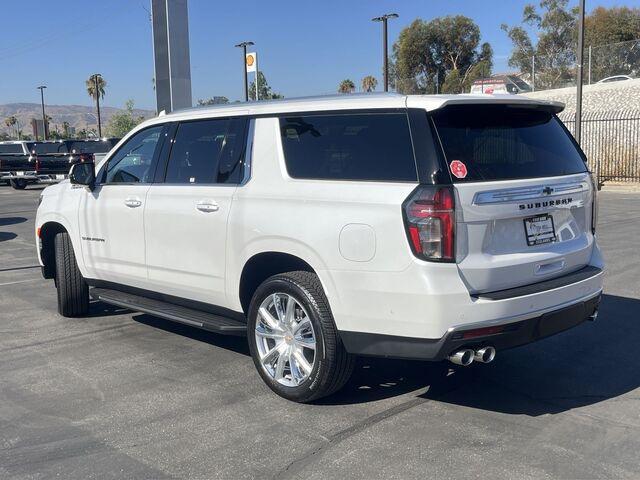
[431,103,595,294]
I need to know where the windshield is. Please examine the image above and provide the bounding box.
[431,104,587,182]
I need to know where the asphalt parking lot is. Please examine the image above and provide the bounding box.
[1,185,639,480]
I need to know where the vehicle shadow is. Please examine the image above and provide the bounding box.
[0,232,18,242]
[0,217,27,227]
[86,300,132,318]
[103,293,639,413]
[421,293,640,416]
[131,312,250,356]
[320,293,640,411]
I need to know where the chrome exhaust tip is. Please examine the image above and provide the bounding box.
[474,346,496,364]
[448,349,475,366]
[588,309,599,321]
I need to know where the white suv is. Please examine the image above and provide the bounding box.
[35,94,604,402]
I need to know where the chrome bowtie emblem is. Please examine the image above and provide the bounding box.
[542,186,554,195]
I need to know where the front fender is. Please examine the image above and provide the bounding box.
[36,190,84,276]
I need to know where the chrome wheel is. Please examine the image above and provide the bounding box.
[254,293,317,387]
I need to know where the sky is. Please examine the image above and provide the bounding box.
[0,0,637,110]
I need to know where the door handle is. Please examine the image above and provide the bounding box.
[195,201,219,213]
[124,197,142,208]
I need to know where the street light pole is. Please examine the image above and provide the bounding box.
[92,74,103,138]
[37,85,47,141]
[235,41,254,101]
[575,0,586,146]
[372,13,398,92]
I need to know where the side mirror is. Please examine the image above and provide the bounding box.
[69,161,96,190]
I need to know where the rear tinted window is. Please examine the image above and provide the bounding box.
[432,105,587,182]
[31,142,68,154]
[279,113,417,182]
[0,144,23,154]
[67,140,115,154]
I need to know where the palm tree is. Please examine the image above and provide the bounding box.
[338,79,356,94]
[361,76,378,92]
[86,75,107,100]
[62,121,70,138]
[4,116,17,139]
[86,74,107,137]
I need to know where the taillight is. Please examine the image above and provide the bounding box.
[589,173,598,234]
[79,153,95,163]
[403,186,456,262]
[34,155,40,173]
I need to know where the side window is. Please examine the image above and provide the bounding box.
[279,113,417,182]
[104,126,164,184]
[164,118,247,185]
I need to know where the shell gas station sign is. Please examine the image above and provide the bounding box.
[246,52,257,72]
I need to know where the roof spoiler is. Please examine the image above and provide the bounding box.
[435,96,565,115]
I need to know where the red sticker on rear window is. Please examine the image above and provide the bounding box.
[450,160,468,179]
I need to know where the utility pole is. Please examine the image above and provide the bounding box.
[372,13,398,92]
[531,56,536,92]
[92,73,103,138]
[575,0,586,145]
[235,41,254,101]
[588,45,592,85]
[37,85,47,141]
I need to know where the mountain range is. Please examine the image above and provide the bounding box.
[1,103,155,136]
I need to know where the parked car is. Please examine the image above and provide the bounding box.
[0,141,38,189]
[470,75,532,94]
[0,139,119,189]
[597,75,633,84]
[35,93,603,402]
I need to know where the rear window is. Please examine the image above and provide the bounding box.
[279,113,417,182]
[67,140,115,154]
[0,144,23,154]
[31,142,68,154]
[431,105,587,182]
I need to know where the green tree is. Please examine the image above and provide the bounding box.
[0,132,10,141]
[361,75,378,92]
[197,97,229,106]
[338,79,355,94]
[107,100,145,138]
[502,0,579,89]
[392,16,493,94]
[585,7,640,81]
[249,72,284,100]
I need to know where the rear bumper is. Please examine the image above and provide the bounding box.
[340,291,601,361]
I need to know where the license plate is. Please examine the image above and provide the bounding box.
[16,171,24,176]
[56,174,65,180]
[523,214,556,246]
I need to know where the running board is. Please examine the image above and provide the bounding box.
[90,287,247,335]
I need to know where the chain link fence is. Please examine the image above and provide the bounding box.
[526,38,640,91]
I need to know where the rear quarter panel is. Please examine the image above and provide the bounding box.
[226,117,418,329]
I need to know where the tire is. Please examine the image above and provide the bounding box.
[247,271,355,402]
[54,232,89,317]
[10,179,27,190]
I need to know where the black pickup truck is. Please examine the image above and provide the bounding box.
[0,139,119,189]
[0,142,38,189]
